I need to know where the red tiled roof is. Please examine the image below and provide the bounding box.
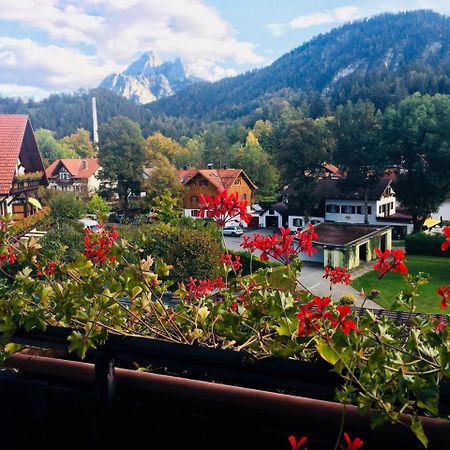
[0,115,46,194]
[178,168,257,190]
[46,158,100,179]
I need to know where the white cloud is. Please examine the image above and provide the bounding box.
[290,6,360,30]
[0,0,265,94]
[0,37,120,90]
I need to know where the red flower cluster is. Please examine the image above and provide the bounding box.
[373,248,408,278]
[437,285,450,310]
[220,253,242,271]
[323,266,352,285]
[344,433,363,450]
[296,296,356,336]
[442,226,450,252]
[433,316,446,332]
[0,246,16,265]
[186,277,225,300]
[288,435,308,450]
[83,225,119,264]
[199,189,251,227]
[241,225,317,264]
[36,261,56,276]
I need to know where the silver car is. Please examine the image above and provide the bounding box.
[223,225,244,237]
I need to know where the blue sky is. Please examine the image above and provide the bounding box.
[0,0,449,99]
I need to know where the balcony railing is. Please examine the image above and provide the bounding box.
[11,172,45,193]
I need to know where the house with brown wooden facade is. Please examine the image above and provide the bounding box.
[0,115,47,218]
[45,158,100,197]
[178,168,257,225]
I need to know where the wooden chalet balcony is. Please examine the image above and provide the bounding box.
[11,172,45,193]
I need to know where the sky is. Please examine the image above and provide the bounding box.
[0,0,449,99]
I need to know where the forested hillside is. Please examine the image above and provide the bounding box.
[148,10,450,120]
[0,88,209,139]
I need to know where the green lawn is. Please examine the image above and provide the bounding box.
[351,255,449,314]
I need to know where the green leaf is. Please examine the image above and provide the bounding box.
[275,317,297,337]
[411,415,428,448]
[317,341,340,365]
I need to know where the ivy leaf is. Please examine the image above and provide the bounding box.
[411,415,428,448]
[317,341,340,365]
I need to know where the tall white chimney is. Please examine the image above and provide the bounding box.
[92,96,99,146]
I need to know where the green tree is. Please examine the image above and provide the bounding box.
[331,100,384,224]
[277,118,332,214]
[145,132,188,168]
[35,129,69,165]
[230,132,279,198]
[86,194,111,222]
[382,93,450,231]
[98,117,145,212]
[59,128,96,159]
[152,191,181,223]
[142,154,183,204]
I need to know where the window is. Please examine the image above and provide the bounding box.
[341,205,356,214]
[59,171,69,180]
[268,208,274,215]
[235,178,241,185]
[243,193,247,201]
[293,218,303,227]
[367,206,372,215]
[326,204,340,214]
[0,200,6,216]
[199,180,208,187]
[356,206,362,214]
[190,195,199,204]
[191,210,200,217]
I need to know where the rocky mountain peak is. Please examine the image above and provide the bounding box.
[124,50,162,75]
[99,52,200,104]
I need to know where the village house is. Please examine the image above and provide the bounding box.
[178,168,257,225]
[45,158,100,196]
[286,178,414,239]
[0,115,47,218]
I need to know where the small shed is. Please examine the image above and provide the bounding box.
[300,223,392,269]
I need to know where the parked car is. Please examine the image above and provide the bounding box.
[223,225,244,237]
[108,211,125,223]
[79,218,101,232]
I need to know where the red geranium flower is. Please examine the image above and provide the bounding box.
[437,285,450,310]
[83,225,119,264]
[199,189,251,227]
[0,246,16,265]
[343,432,363,450]
[220,253,242,271]
[241,225,317,265]
[374,248,408,278]
[288,435,308,450]
[433,316,446,332]
[186,277,225,301]
[441,226,450,252]
[323,266,352,285]
[331,305,357,334]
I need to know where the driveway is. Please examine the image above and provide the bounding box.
[224,229,382,309]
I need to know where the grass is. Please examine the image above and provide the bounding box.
[351,255,449,314]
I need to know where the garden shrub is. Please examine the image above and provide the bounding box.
[121,222,222,283]
[49,192,85,224]
[405,232,449,257]
[40,221,85,263]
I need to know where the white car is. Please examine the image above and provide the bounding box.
[223,225,244,237]
[79,218,101,232]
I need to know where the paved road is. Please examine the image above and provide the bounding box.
[224,229,382,309]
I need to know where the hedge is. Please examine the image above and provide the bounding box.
[405,232,449,257]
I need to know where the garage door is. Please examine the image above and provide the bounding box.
[300,246,324,264]
[265,215,279,228]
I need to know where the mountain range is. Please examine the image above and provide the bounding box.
[147,10,450,120]
[99,51,201,104]
[1,10,450,135]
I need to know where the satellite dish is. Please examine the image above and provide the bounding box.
[28,197,43,210]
